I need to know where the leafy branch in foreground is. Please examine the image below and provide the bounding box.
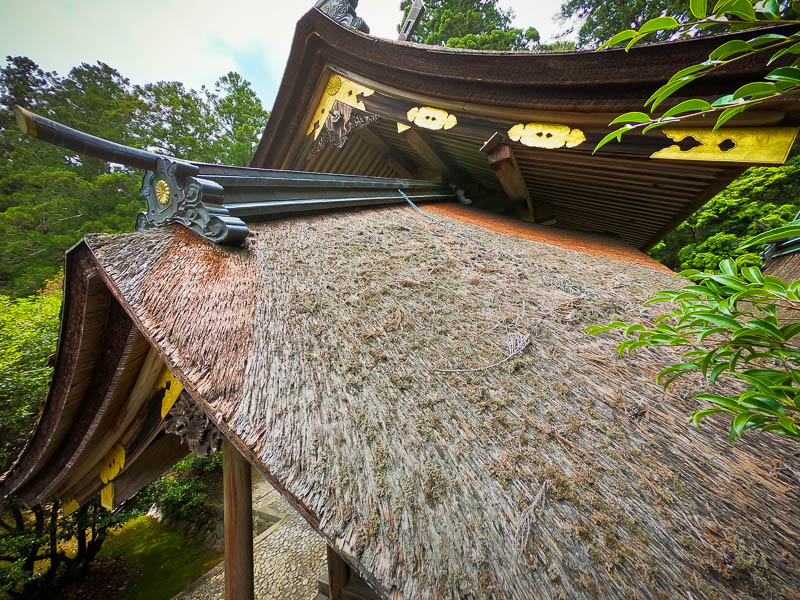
[594,1,800,152]
[586,258,800,442]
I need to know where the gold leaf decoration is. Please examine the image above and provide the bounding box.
[307,74,374,139]
[650,127,799,165]
[508,123,585,149]
[157,367,185,418]
[406,107,457,131]
[100,443,125,484]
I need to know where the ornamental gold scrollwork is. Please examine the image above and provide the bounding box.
[508,122,585,149]
[406,106,457,131]
[307,74,375,139]
[650,127,799,165]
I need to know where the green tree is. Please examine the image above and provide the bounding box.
[560,1,691,48]
[209,72,270,167]
[652,152,800,270]
[399,0,540,50]
[0,289,61,470]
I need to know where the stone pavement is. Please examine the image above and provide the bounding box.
[174,471,327,600]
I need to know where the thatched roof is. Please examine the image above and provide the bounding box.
[13,204,797,599]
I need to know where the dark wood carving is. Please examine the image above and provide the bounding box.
[163,392,223,457]
[308,101,378,159]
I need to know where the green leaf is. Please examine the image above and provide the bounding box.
[646,78,699,110]
[624,324,646,336]
[642,121,668,134]
[779,416,799,435]
[697,393,740,410]
[747,319,785,340]
[755,0,780,19]
[741,266,764,283]
[690,407,726,428]
[609,112,652,125]
[747,33,786,48]
[593,126,633,153]
[709,39,753,61]
[661,99,713,120]
[766,66,800,83]
[691,0,708,18]
[732,81,777,100]
[713,0,757,21]
[638,16,680,34]
[782,322,800,340]
[657,363,700,386]
[669,62,712,82]
[768,41,800,65]
[718,258,737,276]
[710,362,729,383]
[741,223,800,248]
[713,104,750,131]
[598,29,637,51]
[709,275,748,291]
[698,327,727,343]
[730,411,757,442]
[693,313,742,329]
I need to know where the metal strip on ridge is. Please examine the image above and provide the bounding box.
[15,105,456,245]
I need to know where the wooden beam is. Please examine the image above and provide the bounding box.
[400,128,449,176]
[356,128,418,179]
[223,437,254,600]
[486,143,534,221]
[112,433,187,509]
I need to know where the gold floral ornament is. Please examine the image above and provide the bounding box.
[406,106,457,131]
[307,74,374,139]
[155,179,170,205]
[508,122,585,149]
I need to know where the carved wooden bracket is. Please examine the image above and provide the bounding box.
[163,392,223,457]
[308,101,378,159]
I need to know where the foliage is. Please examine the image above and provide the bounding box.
[0,290,61,471]
[139,452,222,523]
[98,515,221,600]
[593,1,800,152]
[398,0,540,50]
[587,259,800,443]
[651,150,800,270]
[0,496,138,599]
[560,0,693,49]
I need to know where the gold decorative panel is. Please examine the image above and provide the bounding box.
[508,122,585,149]
[306,74,374,139]
[406,106,457,130]
[157,367,185,418]
[650,127,799,164]
[397,122,411,133]
[100,443,125,484]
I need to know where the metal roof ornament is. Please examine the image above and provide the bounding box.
[137,157,249,245]
[314,0,369,33]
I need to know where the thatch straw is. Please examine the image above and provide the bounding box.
[86,204,800,599]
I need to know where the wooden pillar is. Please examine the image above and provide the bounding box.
[327,545,350,600]
[223,438,254,600]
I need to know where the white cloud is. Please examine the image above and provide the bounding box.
[0,0,570,110]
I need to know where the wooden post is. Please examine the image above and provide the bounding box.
[327,545,350,600]
[223,438,254,600]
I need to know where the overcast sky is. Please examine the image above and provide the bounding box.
[0,0,570,110]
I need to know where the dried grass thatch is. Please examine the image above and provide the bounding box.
[85,205,799,599]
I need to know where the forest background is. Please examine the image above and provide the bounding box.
[0,0,799,596]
